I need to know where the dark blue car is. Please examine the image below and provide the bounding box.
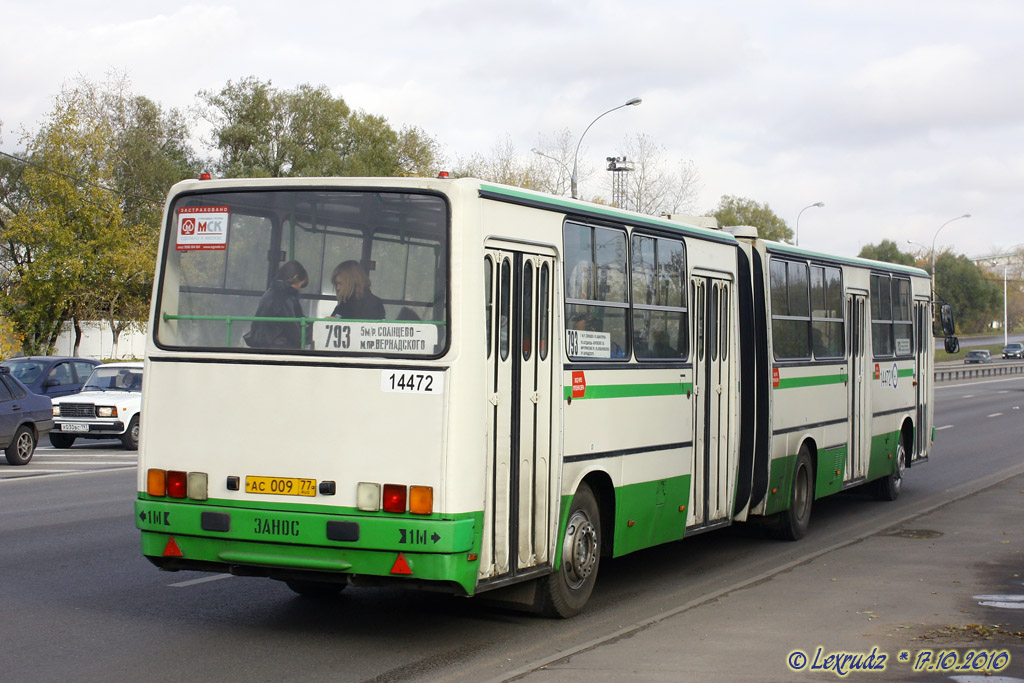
[0,367,54,465]
[0,356,101,398]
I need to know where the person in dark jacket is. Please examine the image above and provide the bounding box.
[244,260,309,349]
[330,260,385,320]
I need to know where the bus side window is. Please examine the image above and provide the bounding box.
[539,263,550,361]
[499,258,511,361]
[522,260,534,360]
[485,256,493,358]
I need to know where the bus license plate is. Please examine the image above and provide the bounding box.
[61,423,90,432]
[245,476,316,497]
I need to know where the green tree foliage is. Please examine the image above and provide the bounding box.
[199,78,441,178]
[0,76,189,354]
[858,239,918,267]
[935,250,1001,334]
[709,195,793,242]
[108,95,199,226]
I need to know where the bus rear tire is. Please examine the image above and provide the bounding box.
[537,482,600,618]
[775,447,813,541]
[875,437,906,502]
[285,579,346,598]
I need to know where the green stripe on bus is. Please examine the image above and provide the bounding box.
[562,382,693,401]
[897,368,915,378]
[774,373,846,390]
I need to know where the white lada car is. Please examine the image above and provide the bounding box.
[50,362,142,450]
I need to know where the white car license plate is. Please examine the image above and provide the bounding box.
[61,423,90,432]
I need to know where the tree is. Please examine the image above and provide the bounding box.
[199,78,442,178]
[531,128,575,196]
[2,108,118,353]
[613,133,701,216]
[709,195,792,242]
[858,240,918,267]
[454,136,547,190]
[0,76,179,354]
[935,250,1001,334]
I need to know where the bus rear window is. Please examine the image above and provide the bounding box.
[155,190,449,356]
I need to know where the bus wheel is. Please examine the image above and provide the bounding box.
[776,447,813,541]
[5,426,36,466]
[538,482,600,618]
[285,579,346,598]
[875,437,906,502]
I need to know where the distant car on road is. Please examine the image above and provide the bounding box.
[0,356,101,399]
[964,349,992,364]
[51,362,142,450]
[0,366,54,465]
[1002,342,1024,359]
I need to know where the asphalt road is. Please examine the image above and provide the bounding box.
[1,376,1022,683]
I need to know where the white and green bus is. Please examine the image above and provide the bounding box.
[137,176,934,617]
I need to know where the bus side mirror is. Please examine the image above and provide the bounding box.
[940,303,956,337]
[940,303,958,354]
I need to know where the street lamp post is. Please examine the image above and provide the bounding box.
[531,148,572,195]
[570,97,642,200]
[930,213,971,301]
[992,261,1008,346]
[795,202,824,246]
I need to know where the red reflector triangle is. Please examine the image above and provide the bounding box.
[163,537,184,557]
[390,553,413,575]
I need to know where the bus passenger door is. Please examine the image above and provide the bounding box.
[913,300,930,460]
[847,293,870,481]
[690,276,733,527]
[483,248,555,580]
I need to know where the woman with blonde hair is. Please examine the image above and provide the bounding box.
[330,260,385,320]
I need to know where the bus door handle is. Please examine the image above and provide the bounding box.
[530,392,539,404]
[489,393,500,406]
[715,385,722,395]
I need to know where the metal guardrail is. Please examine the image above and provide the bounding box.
[936,362,1024,382]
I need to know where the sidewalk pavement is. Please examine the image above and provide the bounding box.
[510,473,1024,682]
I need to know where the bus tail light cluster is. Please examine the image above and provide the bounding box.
[357,482,432,515]
[148,468,208,501]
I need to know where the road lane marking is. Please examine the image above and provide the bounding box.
[988,413,1004,418]
[30,460,137,465]
[936,425,954,431]
[0,466,136,483]
[169,574,234,588]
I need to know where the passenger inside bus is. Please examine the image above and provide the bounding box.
[244,260,309,349]
[330,260,386,320]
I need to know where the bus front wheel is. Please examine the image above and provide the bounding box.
[875,437,906,502]
[776,447,813,541]
[537,482,600,618]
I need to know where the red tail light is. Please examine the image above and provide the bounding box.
[167,471,188,498]
[382,484,407,513]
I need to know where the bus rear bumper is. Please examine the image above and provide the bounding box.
[136,498,482,596]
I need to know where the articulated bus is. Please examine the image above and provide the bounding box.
[136,176,933,617]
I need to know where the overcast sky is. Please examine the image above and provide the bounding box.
[2,0,1021,260]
